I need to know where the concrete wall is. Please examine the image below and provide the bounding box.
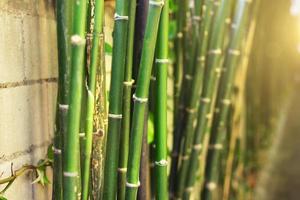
[0,1,57,199]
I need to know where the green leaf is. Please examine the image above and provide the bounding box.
[148,113,155,144]
[32,160,51,186]
[105,42,113,55]
[47,144,54,162]
[0,196,7,200]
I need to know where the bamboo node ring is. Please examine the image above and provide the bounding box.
[177,32,183,38]
[222,99,231,105]
[201,97,211,103]
[197,56,206,62]
[193,144,202,150]
[229,49,241,55]
[209,143,223,150]
[206,182,217,190]
[71,35,86,45]
[192,16,201,22]
[133,94,148,103]
[79,132,85,137]
[149,0,165,6]
[114,13,129,21]
[181,155,189,160]
[184,186,193,192]
[185,107,196,114]
[59,104,69,111]
[126,181,140,188]
[108,113,123,119]
[52,146,62,154]
[117,168,127,173]
[123,79,135,86]
[154,159,168,167]
[155,58,170,64]
[206,113,212,119]
[208,48,222,55]
[215,67,222,74]
[185,74,193,80]
[150,76,157,81]
[63,171,78,177]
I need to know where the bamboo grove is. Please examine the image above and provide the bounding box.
[53,0,258,199]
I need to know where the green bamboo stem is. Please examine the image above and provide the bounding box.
[53,0,72,199]
[117,0,138,199]
[176,0,233,199]
[169,0,188,193]
[154,0,169,199]
[203,1,251,199]
[63,0,89,198]
[173,0,214,198]
[125,1,164,199]
[81,0,104,199]
[102,0,129,199]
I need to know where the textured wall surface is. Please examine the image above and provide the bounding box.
[0,1,57,199]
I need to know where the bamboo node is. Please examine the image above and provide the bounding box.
[126,181,140,188]
[185,107,196,114]
[197,56,206,62]
[193,144,202,150]
[214,108,220,113]
[52,146,62,154]
[63,171,78,177]
[151,76,157,81]
[192,16,201,22]
[206,113,213,119]
[201,98,211,104]
[222,99,231,105]
[108,113,123,119]
[208,48,222,55]
[133,94,148,103]
[181,155,190,160]
[117,168,127,173]
[79,132,85,137]
[123,79,135,86]
[184,186,193,192]
[177,32,183,38]
[149,0,165,6]
[185,74,193,80]
[206,182,217,190]
[155,58,170,64]
[215,67,222,74]
[58,104,69,111]
[114,13,129,21]
[71,35,85,46]
[154,159,168,167]
[225,17,231,24]
[228,49,241,56]
[209,143,223,150]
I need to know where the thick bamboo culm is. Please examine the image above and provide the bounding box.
[81,0,105,199]
[102,0,129,199]
[154,0,169,199]
[125,0,164,199]
[117,0,138,199]
[63,0,89,198]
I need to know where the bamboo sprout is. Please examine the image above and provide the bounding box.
[63,0,89,198]
[81,0,104,199]
[102,0,129,199]
[117,0,138,199]
[154,0,169,199]
[125,1,164,199]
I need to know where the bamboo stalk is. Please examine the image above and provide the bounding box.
[125,1,164,199]
[154,0,169,199]
[53,0,72,198]
[102,0,129,199]
[81,0,105,199]
[202,1,251,199]
[174,0,233,199]
[63,0,89,198]
[117,0,138,199]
